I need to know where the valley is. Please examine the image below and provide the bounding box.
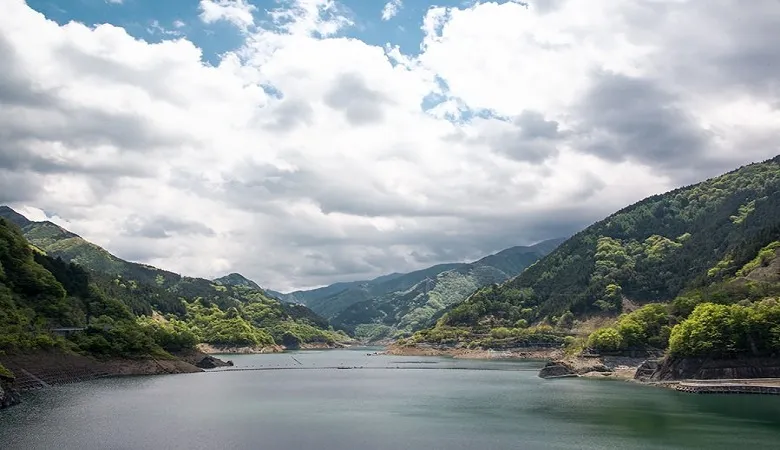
[1,155,780,412]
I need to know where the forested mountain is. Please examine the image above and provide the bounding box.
[214,273,263,291]
[409,156,780,355]
[0,217,174,358]
[270,263,468,318]
[0,208,348,352]
[274,239,564,341]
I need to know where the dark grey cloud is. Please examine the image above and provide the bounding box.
[324,72,389,125]
[620,0,780,102]
[246,204,594,289]
[0,170,42,204]
[574,72,711,175]
[457,110,563,163]
[122,215,216,239]
[0,34,53,108]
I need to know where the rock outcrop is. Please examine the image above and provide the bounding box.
[195,355,234,369]
[0,374,21,409]
[650,356,780,381]
[538,361,577,378]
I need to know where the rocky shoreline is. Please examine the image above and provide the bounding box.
[537,356,647,381]
[196,341,349,355]
[0,349,230,410]
[196,343,285,354]
[387,344,565,360]
[0,373,21,409]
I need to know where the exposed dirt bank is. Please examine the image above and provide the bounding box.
[299,342,350,350]
[387,344,564,360]
[197,342,352,354]
[196,343,284,354]
[0,350,203,393]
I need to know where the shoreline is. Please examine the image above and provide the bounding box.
[386,344,565,360]
[196,342,351,355]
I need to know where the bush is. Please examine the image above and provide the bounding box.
[669,300,780,357]
[588,327,622,352]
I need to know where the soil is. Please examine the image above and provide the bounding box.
[0,349,203,393]
[196,343,284,354]
[386,344,564,360]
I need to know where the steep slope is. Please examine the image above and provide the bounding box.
[0,217,196,366]
[0,207,348,348]
[331,239,565,340]
[430,155,780,335]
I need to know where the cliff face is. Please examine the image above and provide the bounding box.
[0,376,21,409]
[651,356,780,380]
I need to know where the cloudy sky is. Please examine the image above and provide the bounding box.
[1,0,779,291]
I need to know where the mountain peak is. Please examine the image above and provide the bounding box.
[214,273,262,290]
[0,206,32,228]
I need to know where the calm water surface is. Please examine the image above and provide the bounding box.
[2,349,780,449]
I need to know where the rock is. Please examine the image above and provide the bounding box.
[578,363,610,373]
[581,371,614,378]
[538,361,576,378]
[195,355,233,369]
[651,356,780,381]
[0,377,21,410]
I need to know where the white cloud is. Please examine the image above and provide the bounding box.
[147,20,183,36]
[382,0,403,21]
[105,0,124,4]
[173,20,186,29]
[1,0,779,291]
[198,0,257,32]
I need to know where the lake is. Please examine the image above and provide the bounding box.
[2,349,780,449]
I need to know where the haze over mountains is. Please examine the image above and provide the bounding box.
[267,239,564,339]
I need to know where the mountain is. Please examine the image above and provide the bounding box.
[273,239,564,341]
[0,216,177,358]
[0,207,348,349]
[271,262,467,319]
[411,155,780,352]
[214,273,263,291]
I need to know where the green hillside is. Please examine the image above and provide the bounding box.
[0,208,349,350]
[0,217,173,359]
[332,240,564,341]
[409,156,780,354]
[271,263,468,318]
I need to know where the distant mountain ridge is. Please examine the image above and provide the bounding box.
[270,238,565,340]
[268,262,467,318]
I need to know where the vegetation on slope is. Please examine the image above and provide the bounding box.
[0,218,172,359]
[430,156,780,338]
[0,208,350,351]
[586,242,780,359]
[272,263,466,319]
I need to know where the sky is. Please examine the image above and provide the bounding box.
[1,0,779,292]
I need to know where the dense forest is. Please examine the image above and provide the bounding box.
[408,156,780,359]
[0,217,169,358]
[0,210,349,369]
